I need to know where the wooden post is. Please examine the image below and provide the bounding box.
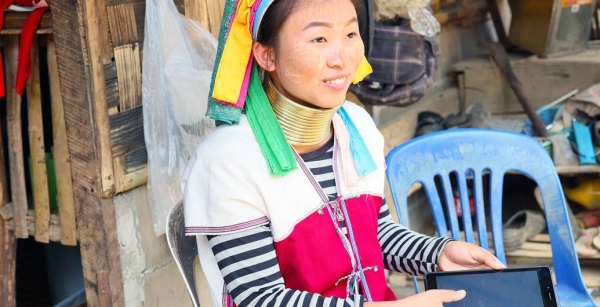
[49,1,124,305]
[47,35,78,246]
[5,35,29,239]
[0,103,16,307]
[27,37,51,243]
[184,0,225,37]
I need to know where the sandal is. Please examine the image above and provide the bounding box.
[593,227,600,250]
[575,227,599,257]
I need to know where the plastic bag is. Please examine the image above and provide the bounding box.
[142,0,217,235]
[373,0,439,37]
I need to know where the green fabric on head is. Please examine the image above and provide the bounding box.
[205,0,242,125]
[246,65,297,176]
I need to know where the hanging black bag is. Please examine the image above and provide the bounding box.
[350,18,439,106]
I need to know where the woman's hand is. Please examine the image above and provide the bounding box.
[365,290,466,307]
[438,241,506,271]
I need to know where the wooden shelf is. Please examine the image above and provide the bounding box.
[0,10,52,35]
[506,233,600,260]
[556,165,600,175]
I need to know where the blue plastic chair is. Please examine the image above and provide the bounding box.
[385,129,595,307]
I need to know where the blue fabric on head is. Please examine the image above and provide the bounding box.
[252,0,275,40]
[337,106,378,177]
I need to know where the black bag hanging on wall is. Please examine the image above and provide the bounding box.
[351,18,440,107]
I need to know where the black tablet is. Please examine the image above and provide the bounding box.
[424,266,558,307]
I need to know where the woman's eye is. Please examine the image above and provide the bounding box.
[347,32,358,39]
[312,37,327,43]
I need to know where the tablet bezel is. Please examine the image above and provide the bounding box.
[424,266,558,307]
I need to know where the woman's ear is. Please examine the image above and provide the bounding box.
[253,42,276,72]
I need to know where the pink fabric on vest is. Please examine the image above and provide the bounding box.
[273,195,396,301]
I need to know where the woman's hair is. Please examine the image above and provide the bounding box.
[256,0,362,49]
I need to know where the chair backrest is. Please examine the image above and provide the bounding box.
[166,201,201,307]
[386,129,594,306]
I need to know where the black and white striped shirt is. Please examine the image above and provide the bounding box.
[207,137,451,307]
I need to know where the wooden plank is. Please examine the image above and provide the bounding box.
[105,79,120,109]
[84,0,113,62]
[529,233,551,242]
[104,62,119,109]
[0,29,53,35]
[184,0,225,37]
[2,11,52,30]
[120,167,147,193]
[97,271,112,307]
[114,44,142,111]
[4,35,28,239]
[109,106,144,157]
[50,1,125,305]
[210,0,226,38]
[184,0,211,31]
[105,0,144,5]
[0,107,16,307]
[112,155,147,194]
[556,165,600,175]
[3,211,66,243]
[132,2,146,45]
[125,146,147,172]
[0,220,16,307]
[106,3,139,46]
[82,0,117,197]
[26,37,51,243]
[48,36,78,246]
[103,62,117,80]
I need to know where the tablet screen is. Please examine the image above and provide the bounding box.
[425,267,556,307]
[436,270,544,307]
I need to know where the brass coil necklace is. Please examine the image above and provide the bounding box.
[266,80,342,146]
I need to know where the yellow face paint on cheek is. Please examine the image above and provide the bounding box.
[284,47,321,84]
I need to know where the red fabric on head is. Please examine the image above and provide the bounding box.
[0,0,16,98]
[15,5,47,95]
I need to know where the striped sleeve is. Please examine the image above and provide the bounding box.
[376,202,453,276]
[207,226,363,307]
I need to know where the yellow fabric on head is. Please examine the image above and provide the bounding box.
[352,56,373,84]
[212,0,256,105]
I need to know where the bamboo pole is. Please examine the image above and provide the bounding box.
[5,35,28,239]
[0,98,16,307]
[27,37,51,243]
[48,35,77,246]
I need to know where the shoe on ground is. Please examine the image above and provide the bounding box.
[502,210,547,252]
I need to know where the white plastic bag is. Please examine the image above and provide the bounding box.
[373,0,440,37]
[142,0,217,235]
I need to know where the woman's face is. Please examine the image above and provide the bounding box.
[268,0,364,109]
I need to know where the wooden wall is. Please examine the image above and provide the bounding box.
[47,0,224,306]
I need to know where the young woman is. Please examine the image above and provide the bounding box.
[183,1,505,307]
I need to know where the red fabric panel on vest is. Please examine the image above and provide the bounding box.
[274,195,396,301]
[0,0,16,98]
[15,6,47,95]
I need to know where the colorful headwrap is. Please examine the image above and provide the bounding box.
[206,0,376,177]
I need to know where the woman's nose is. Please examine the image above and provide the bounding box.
[327,48,346,68]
